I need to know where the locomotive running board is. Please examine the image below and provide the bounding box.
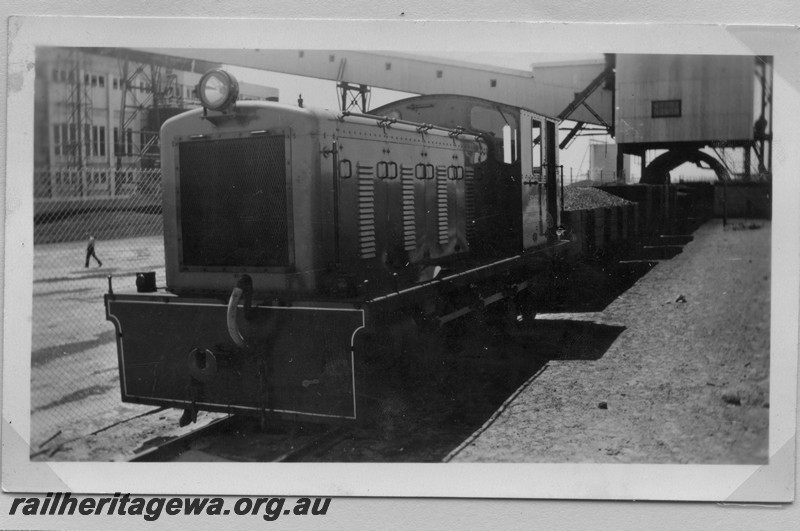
[105,294,365,421]
[366,239,573,312]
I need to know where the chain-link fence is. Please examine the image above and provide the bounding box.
[31,166,165,458]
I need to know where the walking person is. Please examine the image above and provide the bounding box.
[85,234,103,268]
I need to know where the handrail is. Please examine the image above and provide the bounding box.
[226,274,253,348]
[339,110,482,140]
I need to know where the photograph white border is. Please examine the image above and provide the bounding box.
[2,12,797,505]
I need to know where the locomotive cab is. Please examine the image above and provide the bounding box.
[371,95,561,258]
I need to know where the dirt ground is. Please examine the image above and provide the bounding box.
[448,218,770,464]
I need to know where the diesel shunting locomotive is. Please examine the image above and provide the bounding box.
[105,68,575,426]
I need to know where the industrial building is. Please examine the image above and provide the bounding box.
[614,54,772,184]
[33,47,278,213]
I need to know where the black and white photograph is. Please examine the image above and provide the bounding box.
[2,4,799,529]
[24,47,776,464]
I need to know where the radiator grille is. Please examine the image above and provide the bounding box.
[178,135,288,268]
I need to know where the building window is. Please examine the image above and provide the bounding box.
[490,79,497,87]
[298,50,304,58]
[385,62,392,71]
[83,124,91,158]
[126,129,134,156]
[652,99,682,118]
[62,124,70,154]
[91,125,106,157]
[329,54,335,62]
[54,123,94,158]
[53,125,63,155]
[68,124,77,154]
[98,75,105,88]
[113,127,134,156]
[436,70,443,78]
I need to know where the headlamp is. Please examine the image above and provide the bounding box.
[197,69,239,111]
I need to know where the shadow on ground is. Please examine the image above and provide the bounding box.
[313,313,627,463]
[535,235,696,315]
[31,330,116,367]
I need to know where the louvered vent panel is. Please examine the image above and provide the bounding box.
[464,166,476,242]
[436,170,449,245]
[400,164,416,251]
[357,163,376,259]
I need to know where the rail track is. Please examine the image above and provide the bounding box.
[129,416,353,463]
[129,416,236,462]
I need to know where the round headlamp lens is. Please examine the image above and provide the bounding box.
[198,70,239,111]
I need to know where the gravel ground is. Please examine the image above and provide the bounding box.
[448,218,770,464]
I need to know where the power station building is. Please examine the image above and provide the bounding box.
[33,47,278,210]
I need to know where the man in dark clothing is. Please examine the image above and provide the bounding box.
[85,235,103,268]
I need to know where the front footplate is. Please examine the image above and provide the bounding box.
[105,294,365,421]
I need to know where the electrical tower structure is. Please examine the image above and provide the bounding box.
[62,49,94,170]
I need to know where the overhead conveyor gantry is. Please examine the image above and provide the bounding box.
[130,48,615,129]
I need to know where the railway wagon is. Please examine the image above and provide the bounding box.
[104,69,578,426]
